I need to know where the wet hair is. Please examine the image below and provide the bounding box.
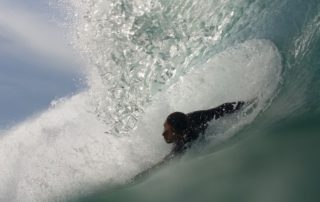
[166,112,189,134]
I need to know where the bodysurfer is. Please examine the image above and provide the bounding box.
[132,101,247,182]
[162,101,245,155]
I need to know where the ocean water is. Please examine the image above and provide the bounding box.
[1,0,320,201]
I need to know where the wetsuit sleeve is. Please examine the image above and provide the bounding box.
[187,101,244,125]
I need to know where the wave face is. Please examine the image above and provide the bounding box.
[1,0,320,201]
[66,0,286,135]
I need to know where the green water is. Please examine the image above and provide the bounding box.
[77,115,320,202]
[69,0,320,201]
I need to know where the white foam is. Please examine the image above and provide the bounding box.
[0,93,169,202]
[0,39,282,201]
[148,39,282,121]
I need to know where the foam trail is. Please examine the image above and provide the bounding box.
[0,92,169,202]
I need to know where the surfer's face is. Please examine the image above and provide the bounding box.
[162,121,176,143]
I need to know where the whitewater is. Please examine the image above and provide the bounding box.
[1,0,320,202]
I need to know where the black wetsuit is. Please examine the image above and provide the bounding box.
[173,101,244,153]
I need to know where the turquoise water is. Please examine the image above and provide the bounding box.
[69,0,320,201]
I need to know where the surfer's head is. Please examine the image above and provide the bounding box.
[162,112,189,143]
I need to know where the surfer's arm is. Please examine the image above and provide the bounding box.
[131,152,175,182]
[188,101,245,124]
[206,101,244,120]
[146,148,180,170]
